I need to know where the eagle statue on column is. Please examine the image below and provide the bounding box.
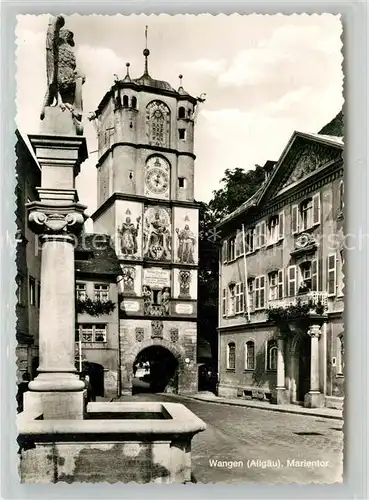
[40,15,85,135]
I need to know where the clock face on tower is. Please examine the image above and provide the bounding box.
[145,156,170,199]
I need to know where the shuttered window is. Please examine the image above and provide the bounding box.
[312,193,321,225]
[287,265,297,297]
[235,282,244,314]
[268,216,279,245]
[278,211,285,240]
[327,254,337,296]
[268,272,278,301]
[291,205,299,234]
[235,231,245,258]
[222,241,228,263]
[228,237,236,261]
[254,224,261,249]
[246,228,254,253]
[248,279,254,311]
[260,221,266,247]
[255,275,265,309]
[278,269,284,299]
[228,284,236,315]
[222,288,227,317]
[311,259,318,291]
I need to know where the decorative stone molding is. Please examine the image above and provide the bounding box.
[282,141,341,188]
[28,203,87,235]
[135,327,144,342]
[151,320,164,339]
[170,328,179,343]
[308,324,321,338]
[290,233,318,257]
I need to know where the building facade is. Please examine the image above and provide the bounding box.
[15,130,42,382]
[91,52,201,394]
[217,128,344,409]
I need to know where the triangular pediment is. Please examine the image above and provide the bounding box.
[258,132,343,205]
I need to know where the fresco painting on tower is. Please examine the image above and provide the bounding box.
[174,207,198,265]
[116,200,142,259]
[143,205,172,261]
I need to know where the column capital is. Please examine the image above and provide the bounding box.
[308,324,321,338]
[28,202,87,235]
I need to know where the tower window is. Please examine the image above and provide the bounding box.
[178,106,186,119]
[131,96,137,109]
[123,95,129,107]
[146,100,171,148]
[179,128,186,140]
[178,177,186,188]
[129,171,134,180]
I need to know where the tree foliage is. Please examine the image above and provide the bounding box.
[208,166,266,220]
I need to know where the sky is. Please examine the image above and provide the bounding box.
[16,14,343,224]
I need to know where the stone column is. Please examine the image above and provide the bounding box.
[272,337,288,404]
[23,134,88,419]
[24,208,87,419]
[304,324,325,408]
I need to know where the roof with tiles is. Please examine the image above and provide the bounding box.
[74,233,121,278]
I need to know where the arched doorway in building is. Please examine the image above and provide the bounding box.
[132,346,179,395]
[82,361,105,398]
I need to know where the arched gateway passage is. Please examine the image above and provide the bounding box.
[132,346,179,395]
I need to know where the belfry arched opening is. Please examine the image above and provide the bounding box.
[132,346,178,395]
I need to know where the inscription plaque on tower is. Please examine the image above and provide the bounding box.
[143,268,170,288]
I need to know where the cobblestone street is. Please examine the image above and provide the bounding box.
[119,393,343,484]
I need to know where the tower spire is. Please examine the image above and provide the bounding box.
[143,25,150,75]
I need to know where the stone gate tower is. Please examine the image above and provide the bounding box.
[91,47,200,394]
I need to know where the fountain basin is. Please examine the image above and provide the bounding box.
[17,402,206,483]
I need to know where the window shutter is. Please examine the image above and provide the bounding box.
[327,254,336,295]
[313,193,321,225]
[247,229,254,253]
[260,276,265,308]
[339,181,344,211]
[222,241,228,263]
[255,224,260,249]
[260,221,266,247]
[311,259,318,291]
[288,265,296,297]
[278,211,284,240]
[240,282,244,312]
[278,269,284,299]
[291,205,299,234]
[255,277,260,309]
[238,232,242,257]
